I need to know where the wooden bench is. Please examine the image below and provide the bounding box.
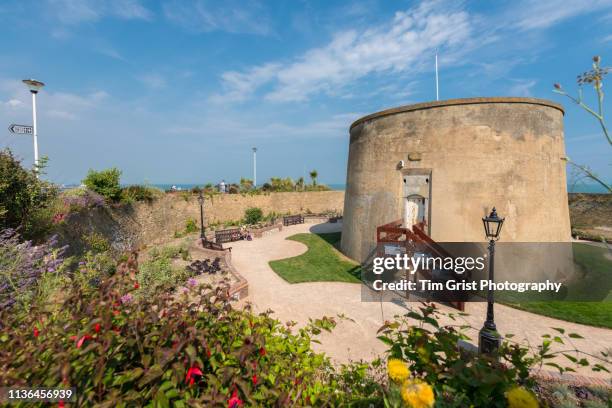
[283,214,304,226]
[215,228,243,244]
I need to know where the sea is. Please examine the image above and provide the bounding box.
[60,183,609,194]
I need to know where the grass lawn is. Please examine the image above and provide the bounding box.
[269,232,361,283]
[507,243,612,328]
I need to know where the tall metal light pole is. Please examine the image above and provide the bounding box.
[252,147,257,188]
[479,207,505,355]
[22,79,44,176]
[197,191,206,240]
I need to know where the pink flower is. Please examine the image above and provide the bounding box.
[228,389,243,408]
[185,366,203,386]
[187,278,197,287]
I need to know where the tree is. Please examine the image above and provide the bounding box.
[82,168,122,201]
[554,56,611,193]
[0,149,57,236]
[309,170,318,187]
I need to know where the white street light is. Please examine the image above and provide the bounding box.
[22,79,44,175]
[252,147,257,188]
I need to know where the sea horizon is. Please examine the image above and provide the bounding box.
[58,182,610,194]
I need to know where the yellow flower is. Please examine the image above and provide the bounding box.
[400,379,435,408]
[387,358,409,383]
[505,386,539,408]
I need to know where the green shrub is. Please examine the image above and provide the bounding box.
[120,185,162,203]
[0,149,57,238]
[244,207,263,225]
[82,232,111,253]
[0,262,378,406]
[377,304,608,408]
[137,251,190,296]
[82,168,122,201]
[184,218,198,234]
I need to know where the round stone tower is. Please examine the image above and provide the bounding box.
[341,97,571,263]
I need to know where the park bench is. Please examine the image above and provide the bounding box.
[283,214,304,226]
[215,228,243,244]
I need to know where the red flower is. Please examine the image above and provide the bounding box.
[228,389,243,408]
[58,401,65,408]
[94,323,101,333]
[76,335,92,348]
[33,327,39,337]
[113,310,120,316]
[251,374,258,385]
[259,347,266,356]
[185,366,203,386]
[206,348,212,358]
[134,282,139,289]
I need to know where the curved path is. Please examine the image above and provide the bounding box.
[229,222,612,378]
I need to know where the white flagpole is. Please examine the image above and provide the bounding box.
[435,51,439,101]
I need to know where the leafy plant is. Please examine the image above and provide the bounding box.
[377,304,609,408]
[0,149,58,238]
[120,185,162,203]
[0,229,66,310]
[82,232,111,253]
[0,258,376,407]
[82,168,122,201]
[244,207,263,225]
[554,56,611,193]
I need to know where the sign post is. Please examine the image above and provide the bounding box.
[8,124,33,135]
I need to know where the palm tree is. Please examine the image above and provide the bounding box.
[309,170,318,186]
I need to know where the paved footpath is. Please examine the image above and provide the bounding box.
[228,222,612,380]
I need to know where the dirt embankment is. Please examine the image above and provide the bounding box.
[569,193,612,241]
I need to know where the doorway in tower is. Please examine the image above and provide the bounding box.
[401,170,431,234]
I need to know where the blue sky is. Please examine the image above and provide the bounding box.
[0,0,611,186]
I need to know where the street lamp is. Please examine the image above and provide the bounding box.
[197,191,206,240]
[479,207,505,355]
[22,79,44,175]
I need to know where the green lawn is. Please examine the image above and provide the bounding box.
[506,243,612,328]
[269,232,361,283]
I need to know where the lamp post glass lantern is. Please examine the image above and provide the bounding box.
[197,191,205,239]
[479,207,505,354]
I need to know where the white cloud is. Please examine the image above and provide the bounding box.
[163,0,270,35]
[508,79,537,97]
[4,99,23,108]
[214,1,472,103]
[138,73,167,89]
[47,0,153,24]
[510,0,612,30]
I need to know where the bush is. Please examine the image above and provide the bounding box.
[377,304,609,408]
[61,188,106,212]
[136,250,190,296]
[244,207,263,225]
[120,185,162,203]
[0,229,66,310]
[185,218,198,234]
[0,149,58,238]
[82,232,111,253]
[0,260,377,406]
[82,168,122,201]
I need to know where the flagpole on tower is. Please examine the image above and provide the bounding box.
[435,51,439,101]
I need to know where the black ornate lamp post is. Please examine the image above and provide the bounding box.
[197,191,206,240]
[479,207,505,354]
